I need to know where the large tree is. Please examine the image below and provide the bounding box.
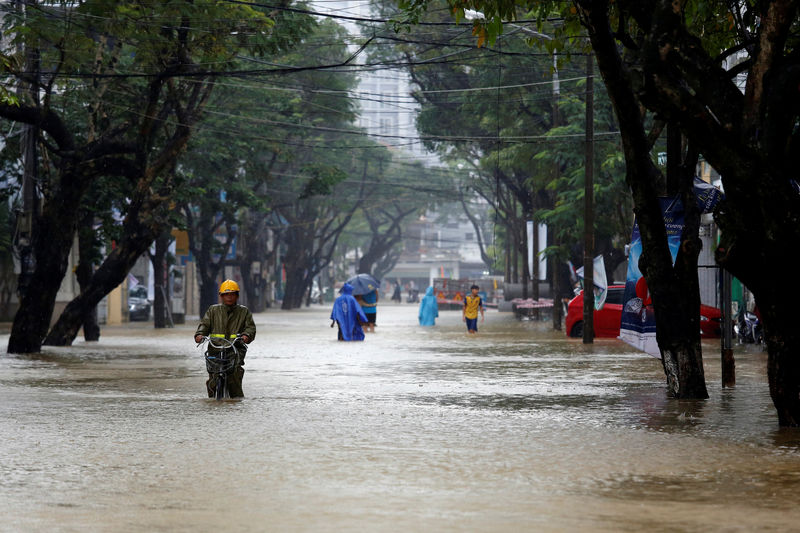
[399,0,800,423]
[573,0,800,420]
[177,18,369,311]
[356,202,419,279]
[0,1,300,351]
[351,159,452,280]
[396,0,710,398]
[379,1,630,298]
[275,160,366,309]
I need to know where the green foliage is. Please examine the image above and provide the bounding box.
[385,0,630,264]
[533,76,632,247]
[0,54,18,105]
[0,0,320,327]
[174,17,363,269]
[298,164,348,199]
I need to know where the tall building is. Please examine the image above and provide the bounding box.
[312,1,487,290]
[311,0,434,161]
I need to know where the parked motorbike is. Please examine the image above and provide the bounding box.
[734,310,763,344]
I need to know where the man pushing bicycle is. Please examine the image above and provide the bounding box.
[194,280,256,398]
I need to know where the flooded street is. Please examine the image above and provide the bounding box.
[2,304,800,532]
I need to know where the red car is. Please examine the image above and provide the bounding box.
[565,284,722,338]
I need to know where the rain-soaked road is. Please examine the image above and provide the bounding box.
[1,304,800,532]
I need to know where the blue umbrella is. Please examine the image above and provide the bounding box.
[346,273,380,296]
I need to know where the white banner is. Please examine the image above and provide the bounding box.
[527,221,548,281]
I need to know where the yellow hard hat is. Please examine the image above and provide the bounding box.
[219,279,240,294]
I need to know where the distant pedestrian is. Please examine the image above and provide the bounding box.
[407,280,419,303]
[330,283,368,341]
[418,286,439,326]
[462,284,485,334]
[391,281,402,303]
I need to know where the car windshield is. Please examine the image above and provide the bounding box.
[129,286,148,299]
[605,287,624,305]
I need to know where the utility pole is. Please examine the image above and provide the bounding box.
[551,53,562,331]
[720,268,736,386]
[582,54,595,344]
[15,0,40,300]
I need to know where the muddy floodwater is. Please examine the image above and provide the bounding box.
[2,304,800,532]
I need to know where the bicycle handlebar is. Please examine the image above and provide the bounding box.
[196,335,245,349]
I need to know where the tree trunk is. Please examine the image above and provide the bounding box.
[7,167,88,354]
[281,263,309,310]
[551,232,565,331]
[531,220,539,301]
[43,215,162,346]
[151,231,170,329]
[199,278,219,316]
[715,171,800,424]
[511,225,519,284]
[238,211,270,313]
[372,248,403,283]
[581,2,707,397]
[650,207,708,399]
[504,230,512,282]
[190,212,230,314]
[762,296,800,426]
[277,204,356,310]
[242,266,267,313]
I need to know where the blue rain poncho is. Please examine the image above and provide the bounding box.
[331,283,368,341]
[418,286,439,326]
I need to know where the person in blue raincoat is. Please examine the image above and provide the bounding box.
[330,283,368,341]
[418,286,439,326]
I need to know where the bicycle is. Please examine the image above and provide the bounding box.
[196,335,244,400]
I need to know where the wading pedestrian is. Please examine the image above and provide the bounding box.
[194,280,256,398]
[331,283,368,341]
[462,284,485,334]
[418,286,439,326]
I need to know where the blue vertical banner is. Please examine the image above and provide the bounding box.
[619,197,684,357]
[619,180,723,357]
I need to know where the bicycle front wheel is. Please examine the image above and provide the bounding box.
[215,374,226,400]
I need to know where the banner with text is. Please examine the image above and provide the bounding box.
[619,197,684,357]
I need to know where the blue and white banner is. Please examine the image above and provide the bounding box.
[693,177,724,214]
[619,197,684,357]
[619,180,723,357]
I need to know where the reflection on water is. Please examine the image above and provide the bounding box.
[1,305,799,531]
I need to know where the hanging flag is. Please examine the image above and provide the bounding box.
[693,177,724,214]
[566,260,579,285]
[576,255,608,310]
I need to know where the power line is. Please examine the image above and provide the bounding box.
[220,0,543,27]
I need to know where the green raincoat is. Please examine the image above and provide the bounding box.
[195,304,256,397]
